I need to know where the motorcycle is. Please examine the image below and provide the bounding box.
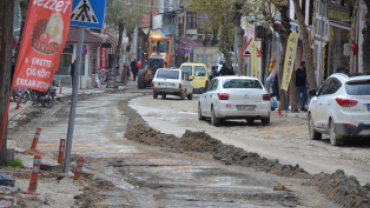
[12,83,57,108]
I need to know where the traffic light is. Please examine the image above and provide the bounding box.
[323,44,329,81]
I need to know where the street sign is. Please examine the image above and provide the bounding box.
[16,87,25,95]
[82,46,87,57]
[70,0,107,29]
[179,48,186,56]
[240,38,262,58]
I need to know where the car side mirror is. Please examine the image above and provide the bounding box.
[309,89,317,97]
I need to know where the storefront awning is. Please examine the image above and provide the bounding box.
[67,27,103,44]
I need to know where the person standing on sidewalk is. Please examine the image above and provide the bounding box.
[270,73,279,101]
[295,61,307,111]
[130,59,139,81]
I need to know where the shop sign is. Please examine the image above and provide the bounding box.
[12,0,73,92]
[281,32,299,91]
[100,47,106,74]
[327,5,351,23]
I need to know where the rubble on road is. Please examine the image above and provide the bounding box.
[125,123,370,208]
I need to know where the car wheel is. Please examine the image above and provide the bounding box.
[187,93,193,100]
[198,104,205,120]
[153,91,158,99]
[247,118,254,124]
[161,94,166,99]
[180,92,186,100]
[211,107,221,127]
[330,119,344,146]
[309,114,322,140]
[261,117,270,125]
[137,70,146,89]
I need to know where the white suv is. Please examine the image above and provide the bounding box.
[308,73,370,146]
[152,68,193,100]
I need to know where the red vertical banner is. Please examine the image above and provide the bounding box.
[1,0,73,147]
[13,0,73,92]
[100,47,106,74]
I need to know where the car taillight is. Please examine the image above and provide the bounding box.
[217,93,229,100]
[147,69,152,75]
[151,82,154,87]
[179,83,182,89]
[344,124,356,128]
[336,98,358,107]
[263,94,270,101]
[205,80,209,86]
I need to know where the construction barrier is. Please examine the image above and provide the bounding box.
[24,154,41,195]
[59,82,62,94]
[278,101,282,116]
[73,157,85,181]
[58,138,66,165]
[30,127,42,149]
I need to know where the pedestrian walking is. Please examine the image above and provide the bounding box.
[295,61,308,111]
[130,59,139,81]
[229,66,235,75]
[270,73,280,101]
[210,66,218,80]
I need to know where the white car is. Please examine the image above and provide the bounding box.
[308,73,370,146]
[152,68,193,100]
[198,76,271,126]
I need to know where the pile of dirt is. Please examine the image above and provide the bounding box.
[303,170,370,208]
[125,124,310,179]
[125,124,370,208]
[74,181,104,208]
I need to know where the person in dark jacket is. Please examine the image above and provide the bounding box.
[130,59,139,81]
[270,73,279,101]
[218,63,231,76]
[295,61,307,111]
[229,66,235,75]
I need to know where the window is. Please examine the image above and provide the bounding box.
[186,12,197,29]
[181,66,192,76]
[345,81,370,95]
[222,79,262,89]
[152,41,170,54]
[328,79,342,94]
[183,72,188,80]
[207,80,218,91]
[318,79,332,95]
[194,66,206,76]
[156,70,179,80]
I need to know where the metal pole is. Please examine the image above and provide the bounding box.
[133,0,139,60]
[63,27,85,173]
[234,27,238,72]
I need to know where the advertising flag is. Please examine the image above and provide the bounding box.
[12,0,73,92]
[250,39,258,78]
[100,47,106,74]
[281,32,299,91]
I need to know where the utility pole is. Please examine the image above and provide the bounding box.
[133,0,139,60]
[233,27,238,72]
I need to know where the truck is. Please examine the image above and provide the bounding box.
[137,36,172,89]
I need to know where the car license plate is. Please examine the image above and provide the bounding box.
[368,104,370,111]
[237,105,256,111]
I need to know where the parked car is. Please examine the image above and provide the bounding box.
[198,76,271,126]
[308,73,370,146]
[152,68,193,100]
[137,54,165,89]
[180,63,210,94]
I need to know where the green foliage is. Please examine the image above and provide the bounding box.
[7,158,23,167]
[106,0,152,38]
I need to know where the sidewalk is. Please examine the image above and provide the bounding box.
[8,85,128,121]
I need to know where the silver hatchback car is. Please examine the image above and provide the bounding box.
[198,76,271,126]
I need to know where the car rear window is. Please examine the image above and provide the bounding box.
[222,79,262,89]
[194,66,206,76]
[181,66,192,76]
[345,81,370,95]
[156,70,179,80]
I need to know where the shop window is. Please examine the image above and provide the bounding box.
[329,26,350,75]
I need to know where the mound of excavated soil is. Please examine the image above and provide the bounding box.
[125,124,370,208]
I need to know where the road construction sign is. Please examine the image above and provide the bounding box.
[70,0,106,29]
[240,38,262,58]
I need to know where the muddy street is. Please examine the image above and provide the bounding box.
[6,89,348,207]
[130,94,370,185]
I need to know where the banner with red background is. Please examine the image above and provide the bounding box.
[100,47,106,74]
[13,0,73,92]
